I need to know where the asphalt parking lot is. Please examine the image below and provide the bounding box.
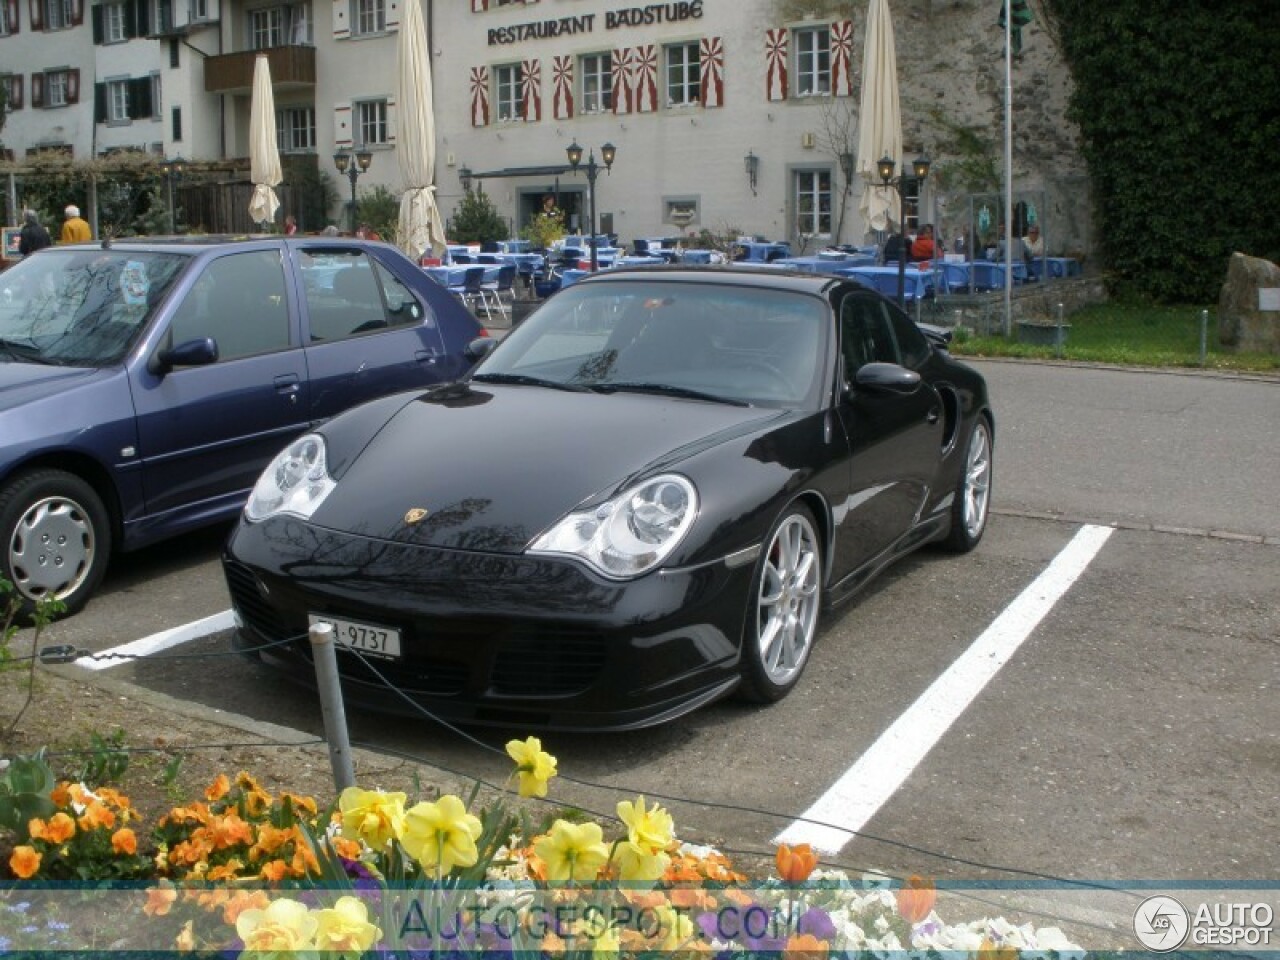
[37,361,1280,912]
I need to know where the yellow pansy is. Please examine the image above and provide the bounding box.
[592,922,621,959]
[338,786,407,849]
[314,895,383,955]
[400,794,482,874]
[505,736,558,798]
[534,820,610,884]
[616,796,674,855]
[234,897,318,952]
[613,840,670,883]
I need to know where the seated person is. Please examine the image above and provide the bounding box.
[910,223,938,262]
[882,232,909,264]
[1023,224,1045,259]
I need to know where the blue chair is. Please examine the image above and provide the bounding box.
[482,264,517,321]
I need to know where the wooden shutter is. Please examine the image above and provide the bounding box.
[333,101,352,146]
[8,75,22,110]
[31,71,44,107]
[331,0,347,39]
[384,95,395,144]
[70,0,81,25]
[469,65,488,127]
[831,20,853,96]
[66,67,79,103]
[551,54,573,120]
[766,28,788,101]
[5,0,19,34]
[521,59,541,122]
[133,0,148,36]
[700,37,723,108]
[28,0,42,31]
[91,2,102,41]
[94,80,106,121]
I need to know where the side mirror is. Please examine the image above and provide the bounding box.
[851,362,921,396]
[148,337,219,375]
[465,336,499,363]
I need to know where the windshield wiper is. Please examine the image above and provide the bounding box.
[590,381,750,407]
[0,338,59,365]
[470,372,591,392]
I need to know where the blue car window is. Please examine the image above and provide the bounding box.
[298,250,414,342]
[168,251,290,361]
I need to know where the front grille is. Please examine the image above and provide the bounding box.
[224,561,293,642]
[491,629,608,696]
[333,646,470,696]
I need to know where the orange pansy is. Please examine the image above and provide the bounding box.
[111,827,138,855]
[205,774,231,803]
[259,859,288,882]
[50,781,73,808]
[9,845,41,879]
[222,890,270,926]
[78,803,117,832]
[44,811,78,844]
[785,932,831,959]
[144,885,178,917]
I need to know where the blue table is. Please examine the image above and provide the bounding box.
[424,265,501,287]
[498,240,532,254]
[560,268,590,288]
[612,255,666,268]
[776,254,875,274]
[1027,256,1082,279]
[838,266,936,301]
[733,241,791,262]
[497,252,546,275]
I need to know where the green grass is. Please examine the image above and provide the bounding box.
[948,302,1280,374]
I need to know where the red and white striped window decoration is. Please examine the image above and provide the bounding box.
[470,65,490,126]
[831,19,854,97]
[552,55,574,120]
[632,45,657,113]
[700,36,724,108]
[521,58,542,122]
[611,47,633,115]
[765,28,788,101]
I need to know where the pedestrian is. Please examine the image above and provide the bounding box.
[284,215,298,236]
[18,210,53,256]
[60,205,93,243]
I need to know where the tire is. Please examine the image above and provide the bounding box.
[942,416,993,552]
[0,469,111,618]
[738,503,823,703]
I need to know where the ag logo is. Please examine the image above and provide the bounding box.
[1134,895,1190,952]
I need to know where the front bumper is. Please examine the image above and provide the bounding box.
[222,517,753,731]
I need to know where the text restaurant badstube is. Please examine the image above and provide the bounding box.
[487,1,703,46]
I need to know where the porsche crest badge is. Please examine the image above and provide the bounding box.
[404,508,429,525]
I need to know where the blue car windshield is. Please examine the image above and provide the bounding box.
[474,279,830,409]
[0,250,188,366]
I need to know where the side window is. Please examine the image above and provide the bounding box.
[839,294,898,381]
[887,306,932,370]
[300,249,422,342]
[167,250,290,361]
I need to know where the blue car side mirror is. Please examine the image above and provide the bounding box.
[149,337,219,376]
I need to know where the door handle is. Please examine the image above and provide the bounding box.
[415,350,438,365]
[274,374,301,398]
[926,407,940,424]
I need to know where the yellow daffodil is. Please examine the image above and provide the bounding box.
[592,922,621,959]
[534,820,610,884]
[400,794,482,874]
[613,840,670,883]
[505,736,558,798]
[314,895,383,955]
[654,904,695,952]
[338,786,407,848]
[234,897,318,952]
[617,795,674,855]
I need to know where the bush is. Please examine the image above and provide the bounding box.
[449,189,508,246]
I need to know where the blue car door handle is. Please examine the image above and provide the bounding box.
[274,374,301,402]
[415,350,438,365]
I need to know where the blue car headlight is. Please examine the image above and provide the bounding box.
[245,433,336,522]
[529,474,698,579]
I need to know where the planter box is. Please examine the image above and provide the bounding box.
[1017,321,1070,347]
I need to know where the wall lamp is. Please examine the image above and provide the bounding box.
[744,150,759,196]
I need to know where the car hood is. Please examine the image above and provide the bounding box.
[311,381,790,552]
[0,363,103,413]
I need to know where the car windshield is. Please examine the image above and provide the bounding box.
[0,250,188,366]
[473,279,829,408]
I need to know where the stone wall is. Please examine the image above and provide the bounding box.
[926,276,1108,334]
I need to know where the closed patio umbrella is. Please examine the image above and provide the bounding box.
[856,0,903,234]
[396,0,446,260]
[248,53,282,227]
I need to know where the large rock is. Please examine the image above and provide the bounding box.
[1218,253,1280,353]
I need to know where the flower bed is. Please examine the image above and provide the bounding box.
[0,739,1086,957]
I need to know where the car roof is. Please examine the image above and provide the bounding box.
[53,236,398,255]
[576,263,848,295]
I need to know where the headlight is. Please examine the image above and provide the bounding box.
[245,433,336,522]
[529,474,698,578]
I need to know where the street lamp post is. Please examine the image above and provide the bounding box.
[876,154,931,308]
[333,147,373,234]
[565,140,616,271]
[160,156,185,234]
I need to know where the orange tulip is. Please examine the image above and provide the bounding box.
[896,874,937,924]
[775,843,818,883]
[111,827,138,855]
[9,845,41,879]
[785,932,831,960]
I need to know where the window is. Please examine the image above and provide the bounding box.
[191,0,207,19]
[107,78,129,122]
[170,37,180,66]
[580,53,611,114]
[287,2,309,43]
[351,0,382,35]
[172,104,182,140]
[44,0,74,28]
[840,296,899,377]
[0,1,10,34]
[168,251,291,361]
[1,75,21,111]
[887,305,932,370]
[795,26,830,96]
[249,6,282,47]
[150,72,161,119]
[276,105,315,152]
[299,250,423,343]
[795,169,832,238]
[355,99,386,145]
[665,42,700,107]
[494,63,523,122]
[46,69,70,107]
[102,0,125,39]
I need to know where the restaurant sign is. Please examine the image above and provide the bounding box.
[487,1,704,46]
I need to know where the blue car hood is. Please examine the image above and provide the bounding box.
[0,363,104,413]
[311,381,790,552]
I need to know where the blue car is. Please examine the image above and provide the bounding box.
[0,237,487,616]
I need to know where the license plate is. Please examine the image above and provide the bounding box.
[309,614,402,660]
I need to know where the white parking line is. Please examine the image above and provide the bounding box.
[78,610,236,671]
[774,523,1115,853]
